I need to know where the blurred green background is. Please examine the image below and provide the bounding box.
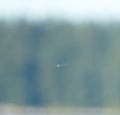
[0,20,120,107]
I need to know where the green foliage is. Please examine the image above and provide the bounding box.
[0,20,120,107]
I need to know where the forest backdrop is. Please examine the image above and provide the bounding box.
[0,20,120,107]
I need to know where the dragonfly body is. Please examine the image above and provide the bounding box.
[57,64,60,68]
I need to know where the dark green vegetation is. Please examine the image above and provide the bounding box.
[0,20,120,107]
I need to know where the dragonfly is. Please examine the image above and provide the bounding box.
[48,62,70,69]
[55,63,70,68]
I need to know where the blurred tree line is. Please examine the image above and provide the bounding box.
[0,19,120,107]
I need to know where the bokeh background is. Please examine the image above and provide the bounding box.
[1,20,120,107]
[0,0,120,113]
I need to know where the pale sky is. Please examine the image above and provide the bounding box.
[0,0,120,21]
